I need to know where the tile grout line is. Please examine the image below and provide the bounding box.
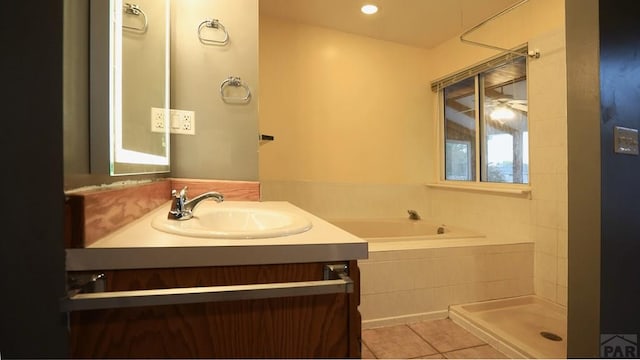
[361,340,378,359]
[363,321,509,359]
[406,320,508,358]
[361,338,378,359]
[406,323,445,358]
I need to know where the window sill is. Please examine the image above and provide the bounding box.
[426,182,532,197]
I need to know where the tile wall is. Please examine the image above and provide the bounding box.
[426,28,568,307]
[359,243,534,328]
[261,179,536,326]
[527,29,569,306]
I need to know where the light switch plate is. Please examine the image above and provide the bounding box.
[614,126,639,155]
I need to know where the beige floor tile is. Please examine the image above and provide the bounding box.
[409,319,485,353]
[443,344,508,359]
[414,354,446,359]
[363,324,439,359]
[362,342,377,359]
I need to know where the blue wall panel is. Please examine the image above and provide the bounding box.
[599,0,640,337]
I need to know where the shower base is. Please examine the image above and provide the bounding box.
[449,295,566,359]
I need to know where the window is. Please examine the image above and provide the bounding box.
[441,55,528,184]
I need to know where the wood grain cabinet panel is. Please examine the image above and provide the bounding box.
[70,261,361,358]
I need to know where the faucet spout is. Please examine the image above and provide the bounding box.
[183,191,224,213]
[168,186,224,220]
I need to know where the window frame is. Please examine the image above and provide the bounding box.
[432,51,532,196]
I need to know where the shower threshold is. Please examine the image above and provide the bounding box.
[449,295,567,359]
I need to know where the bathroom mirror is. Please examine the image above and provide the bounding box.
[90,0,170,175]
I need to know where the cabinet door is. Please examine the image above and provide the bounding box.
[69,262,360,358]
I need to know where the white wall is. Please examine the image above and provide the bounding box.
[259,16,433,185]
[259,16,433,219]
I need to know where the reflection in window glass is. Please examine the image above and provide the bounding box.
[481,58,528,184]
[444,77,476,181]
[446,140,472,180]
[441,55,528,185]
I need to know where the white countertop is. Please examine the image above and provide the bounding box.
[66,201,368,271]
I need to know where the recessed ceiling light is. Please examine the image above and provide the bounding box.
[361,4,378,15]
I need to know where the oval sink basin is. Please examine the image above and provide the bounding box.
[151,202,313,239]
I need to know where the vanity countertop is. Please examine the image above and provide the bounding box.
[66,201,368,271]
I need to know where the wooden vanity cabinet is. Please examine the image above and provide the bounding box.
[69,260,361,358]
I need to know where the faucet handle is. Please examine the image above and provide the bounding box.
[172,186,188,200]
[169,187,190,220]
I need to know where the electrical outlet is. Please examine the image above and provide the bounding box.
[150,107,168,133]
[169,109,195,135]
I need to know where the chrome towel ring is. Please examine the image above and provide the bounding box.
[198,18,229,45]
[123,3,148,33]
[220,76,251,104]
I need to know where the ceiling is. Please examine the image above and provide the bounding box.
[260,0,523,49]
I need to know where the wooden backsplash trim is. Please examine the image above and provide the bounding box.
[169,178,260,201]
[66,180,171,248]
[65,179,261,248]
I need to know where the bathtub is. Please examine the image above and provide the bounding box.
[330,218,500,253]
[329,218,483,244]
[329,218,534,329]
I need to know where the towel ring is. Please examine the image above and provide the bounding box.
[123,3,148,33]
[198,18,229,45]
[220,76,251,104]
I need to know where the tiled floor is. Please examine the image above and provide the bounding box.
[362,318,508,359]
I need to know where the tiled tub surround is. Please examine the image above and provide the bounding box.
[359,238,534,329]
[65,178,260,247]
[261,181,535,329]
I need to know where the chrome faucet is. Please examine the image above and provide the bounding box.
[407,209,421,220]
[168,186,224,220]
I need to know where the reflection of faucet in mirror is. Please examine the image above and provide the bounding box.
[168,186,224,220]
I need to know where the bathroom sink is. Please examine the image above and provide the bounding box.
[151,202,313,239]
